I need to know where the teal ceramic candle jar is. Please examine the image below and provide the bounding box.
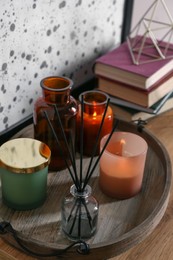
[0,138,51,210]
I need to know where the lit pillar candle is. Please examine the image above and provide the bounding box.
[99,132,148,199]
[76,90,113,156]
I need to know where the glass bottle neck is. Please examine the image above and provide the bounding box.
[40,76,73,105]
[70,184,92,198]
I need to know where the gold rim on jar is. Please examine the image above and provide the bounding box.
[0,138,51,174]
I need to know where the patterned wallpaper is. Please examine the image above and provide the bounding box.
[0,0,125,132]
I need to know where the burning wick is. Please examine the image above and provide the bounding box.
[93,111,97,118]
[115,139,125,156]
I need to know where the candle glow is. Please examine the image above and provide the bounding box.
[76,91,113,156]
[99,132,148,199]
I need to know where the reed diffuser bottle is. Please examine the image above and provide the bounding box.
[61,184,99,240]
[33,76,78,171]
[43,89,119,241]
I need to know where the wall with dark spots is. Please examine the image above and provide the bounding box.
[0,0,125,132]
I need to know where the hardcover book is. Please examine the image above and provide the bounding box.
[110,91,173,122]
[94,36,173,90]
[98,73,173,107]
[109,91,173,114]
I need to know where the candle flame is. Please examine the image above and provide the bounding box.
[93,111,97,117]
[120,139,126,145]
[92,101,97,118]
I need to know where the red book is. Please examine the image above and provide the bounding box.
[94,36,173,90]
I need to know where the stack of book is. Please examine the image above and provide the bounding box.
[94,36,173,121]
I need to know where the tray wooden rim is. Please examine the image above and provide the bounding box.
[0,120,172,259]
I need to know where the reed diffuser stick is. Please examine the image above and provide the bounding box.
[69,204,79,235]
[54,105,76,167]
[67,199,78,222]
[78,201,82,237]
[82,97,110,190]
[82,199,93,229]
[82,119,119,190]
[54,105,80,189]
[69,132,80,188]
[79,95,84,191]
[43,111,77,187]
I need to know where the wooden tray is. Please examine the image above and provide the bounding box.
[0,120,171,260]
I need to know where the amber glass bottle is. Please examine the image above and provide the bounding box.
[33,76,78,171]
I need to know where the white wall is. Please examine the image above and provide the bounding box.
[0,0,125,132]
[131,0,173,42]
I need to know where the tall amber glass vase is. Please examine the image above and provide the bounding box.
[33,76,78,171]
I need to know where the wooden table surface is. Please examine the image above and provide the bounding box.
[0,109,173,260]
